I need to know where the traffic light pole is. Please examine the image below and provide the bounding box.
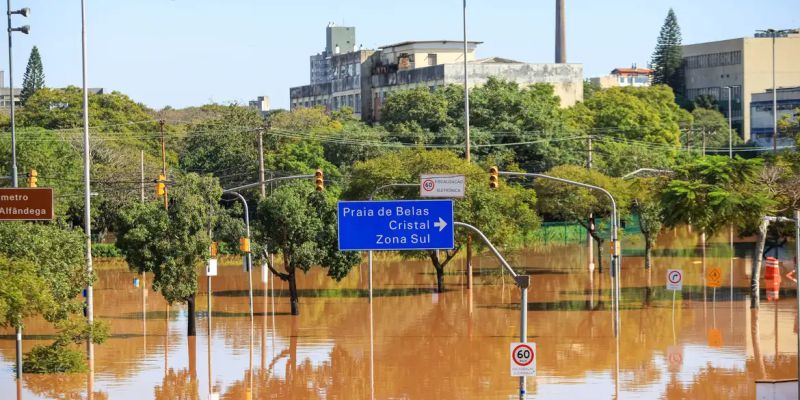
[222,191,253,323]
[453,222,529,399]
[498,171,621,337]
[367,183,420,303]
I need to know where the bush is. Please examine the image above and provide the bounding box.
[92,243,121,258]
[23,343,86,373]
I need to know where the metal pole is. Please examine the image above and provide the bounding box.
[367,183,419,303]
[7,0,17,188]
[726,86,733,158]
[772,34,777,153]
[795,209,799,396]
[462,0,470,162]
[499,171,620,336]
[11,3,21,375]
[258,128,266,199]
[519,283,528,399]
[140,150,145,202]
[588,136,594,272]
[224,191,252,321]
[80,0,94,369]
[160,120,168,210]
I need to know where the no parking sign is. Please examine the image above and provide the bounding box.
[510,342,536,377]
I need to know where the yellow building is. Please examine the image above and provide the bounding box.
[682,32,800,142]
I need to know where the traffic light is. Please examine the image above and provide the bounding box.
[489,166,499,190]
[27,169,38,188]
[210,242,218,257]
[156,174,166,197]
[239,237,251,253]
[314,169,324,192]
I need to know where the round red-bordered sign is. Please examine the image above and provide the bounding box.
[512,343,534,366]
[422,179,435,192]
[668,270,682,284]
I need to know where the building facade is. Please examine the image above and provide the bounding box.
[681,32,800,142]
[750,86,800,144]
[591,66,653,89]
[290,30,583,122]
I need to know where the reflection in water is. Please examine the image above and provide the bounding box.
[0,233,798,399]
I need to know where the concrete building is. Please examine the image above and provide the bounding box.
[591,66,653,89]
[750,86,800,144]
[310,24,357,84]
[681,31,800,142]
[290,29,584,122]
[248,96,270,116]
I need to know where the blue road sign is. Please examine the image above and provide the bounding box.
[338,200,455,251]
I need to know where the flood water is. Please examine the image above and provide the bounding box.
[1,230,798,399]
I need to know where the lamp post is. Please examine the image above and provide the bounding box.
[723,86,733,158]
[6,0,28,381]
[756,28,799,152]
[6,2,29,188]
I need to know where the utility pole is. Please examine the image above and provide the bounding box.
[80,0,94,374]
[258,125,267,199]
[159,120,168,210]
[140,150,145,202]
[587,136,594,272]
[463,0,473,290]
[772,33,777,152]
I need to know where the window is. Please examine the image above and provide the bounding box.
[684,50,742,69]
[427,53,437,66]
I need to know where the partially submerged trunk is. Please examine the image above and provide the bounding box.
[288,270,299,316]
[750,219,769,309]
[186,294,196,336]
[644,239,653,270]
[428,249,460,293]
[579,219,604,273]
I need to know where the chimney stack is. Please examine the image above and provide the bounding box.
[555,0,566,63]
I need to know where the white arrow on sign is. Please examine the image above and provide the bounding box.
[433,217,447,232]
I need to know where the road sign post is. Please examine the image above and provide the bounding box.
[510,342,536,377]
[0,187,53,221]
[666,269,683,291]
[419,174,465,198]
[337,200,454,251]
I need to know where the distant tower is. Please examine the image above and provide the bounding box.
[555,0,566,63]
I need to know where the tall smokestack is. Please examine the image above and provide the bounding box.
[555,0,566,63]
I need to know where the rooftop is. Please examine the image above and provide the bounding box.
[379,40,483,49]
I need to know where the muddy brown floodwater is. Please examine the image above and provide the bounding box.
[0,231,797,399]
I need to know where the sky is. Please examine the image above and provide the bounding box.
[5,0,798,110]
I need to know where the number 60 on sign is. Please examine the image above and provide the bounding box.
[510,342,536,377]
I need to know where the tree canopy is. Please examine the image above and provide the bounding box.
[20,46,45,105]
[651,8,684,94]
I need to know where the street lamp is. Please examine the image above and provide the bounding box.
[722,86,733,158]
[6,2,30,189]
[756,28,799,152]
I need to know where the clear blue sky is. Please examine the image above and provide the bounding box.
[6,0,798,110]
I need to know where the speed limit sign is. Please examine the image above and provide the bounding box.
[510,342,536,376]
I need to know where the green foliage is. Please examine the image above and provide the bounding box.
[691,107,742,149]
[380,87,450,136]
[180,105,263,187]
[19,87,154,131]
[628,177,669,268]
[0,223,89,321]
[53,317,110,346]
[0,256,55,328]
[534,165,631,224]
[255,182,361,313]
[91,243,121,258]
[23,343,87,374]
[661,156,773,236]
[583,79,601,100]
[584,85,685,145]
[20,46,45,105]
[693,94,718,110]
[346,149,539,255]
[117,173,222,305]
[651,8,684,93]
[0,128,83,218]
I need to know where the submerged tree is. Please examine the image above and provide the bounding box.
[116,173,222,335]
[20,46,45,105]
[534,165,630,272]
[255,182,361,315]
[628,177,669,269]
